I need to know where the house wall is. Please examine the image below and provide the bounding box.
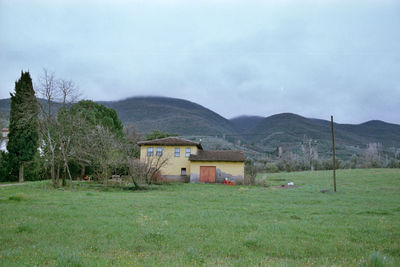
[140,145,199,181]
[189,161,244,183]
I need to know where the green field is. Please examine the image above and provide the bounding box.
[0,169,399,266]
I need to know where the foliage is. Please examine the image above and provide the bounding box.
[36,69,78,187]
[63,100,139,184]
[265,162,279,173]
[128,155,169,186]
[65,118,115,181]
[0,151,8,181]
[69,100,123,137]
[123,124,141,158]
[145,130,176,141]
[7,71,39,181]
[24,153,46,181]
[387,158,399,168]
[244,159,257,185]
[0,169,399,266]
[0,111,9,129]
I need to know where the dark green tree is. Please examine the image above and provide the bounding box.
[67,100,124,181]
[7,71,39,182]
[69,100,124,137]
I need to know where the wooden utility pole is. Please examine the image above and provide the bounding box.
[331,115,337,192]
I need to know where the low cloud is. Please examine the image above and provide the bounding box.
[0,0,399,124]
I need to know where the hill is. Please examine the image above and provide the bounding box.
[99,97,237,136]
[1,96,237,135]
[231,113,400,159]
[230,115,264,133]
[1,96,400,160]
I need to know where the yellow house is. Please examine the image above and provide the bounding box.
[138,137,245,183]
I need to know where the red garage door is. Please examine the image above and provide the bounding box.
[200,166,216,183]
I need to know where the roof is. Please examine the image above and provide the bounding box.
[138,137,203,149]
[189,150,245,162]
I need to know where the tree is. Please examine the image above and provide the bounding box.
[67,100,124,181]
[244,159,257,185]
[0,151,8,182]
[301,136,318,171]
[35,69,81,187]
[129,154,169,186]
[36,69,60,186]
[362,143,383,168]
[7,71,39,182]
[68,100,123,137]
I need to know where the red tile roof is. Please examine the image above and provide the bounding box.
[138,137,203,149]
[189,150,245,162]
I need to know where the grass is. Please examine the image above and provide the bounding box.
[0,169,399,266]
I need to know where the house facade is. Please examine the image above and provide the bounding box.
[138,137,245,183]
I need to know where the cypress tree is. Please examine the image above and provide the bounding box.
[7,71,39,182]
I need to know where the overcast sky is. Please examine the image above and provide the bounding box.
[1,0,399,124]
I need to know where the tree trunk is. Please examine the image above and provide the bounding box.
[65,162,73,189]
[51,160,57,187]
[130,175,141,190]
[56,162,60,184]
[80,164,85,180]
[62,165,67,187]
[19,162,24,182]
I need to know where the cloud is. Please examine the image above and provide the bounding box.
[0,0,399,124]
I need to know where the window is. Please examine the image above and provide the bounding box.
[181,168,187,176]
[156,147,163,156]
[174,148,180,157]
[147,147,153,157]
[185,147,191,157]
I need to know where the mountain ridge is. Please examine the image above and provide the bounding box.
[1,96,399,160]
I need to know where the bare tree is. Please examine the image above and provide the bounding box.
[36,69,59,186]
[362,143,383,168]
[58,79,81,107]
[301,136,318,171]
[129,154,169,186]
[36,69,80,187]
[56,80,80,186]
[71,124,123,183]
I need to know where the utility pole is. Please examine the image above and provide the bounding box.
[331,115,337,192]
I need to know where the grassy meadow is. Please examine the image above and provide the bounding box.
[0,169,399,266]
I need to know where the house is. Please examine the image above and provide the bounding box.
[1,128,8,138]
[138,137,245,183]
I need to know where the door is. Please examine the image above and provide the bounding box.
[200,166,216,183]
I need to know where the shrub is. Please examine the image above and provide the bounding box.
[255,176,268,187]
[265,162,279,173]
[386,158,399,168]
[152,171,169,185]
[244,160,257,185]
